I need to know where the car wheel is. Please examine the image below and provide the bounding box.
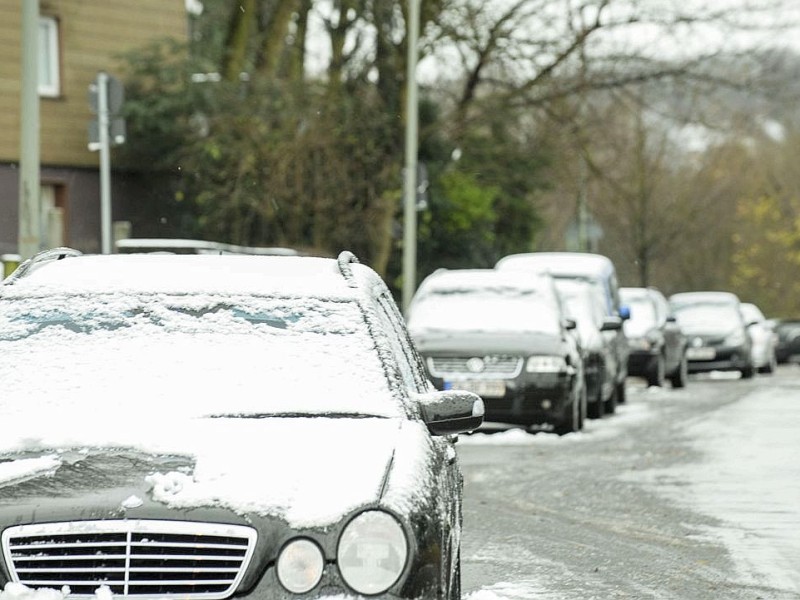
[759,352,776,374]
[587,388,604,419]
[616,380,626,404]
[604,385,618,415]
[555,393,581,435]
[646,354,666,387]
[670,353,688,388]
[741,363,755,379]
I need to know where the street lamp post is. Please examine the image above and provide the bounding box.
[18,0,41,260]
[402,0,420,315]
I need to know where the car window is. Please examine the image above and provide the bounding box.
[408,287,561,336]
[0,292,406,419]
[623,296,658,337]
[373,292,429,393]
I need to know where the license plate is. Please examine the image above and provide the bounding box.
[687,347,716,360]
[444,379,506,398]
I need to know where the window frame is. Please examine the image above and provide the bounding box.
[38,15,61,98]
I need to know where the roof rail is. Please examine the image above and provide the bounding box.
[3,247,83,285]
[336,251,360,287]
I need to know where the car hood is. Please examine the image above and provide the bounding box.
[413,330,565,355]
[0,417,429,529]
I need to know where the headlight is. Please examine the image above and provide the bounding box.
[724,330,747,346]
[526,355,568,373]
[277,538,324,593]
[337,510,408,595]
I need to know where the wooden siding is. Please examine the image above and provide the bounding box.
[0,0,187,167]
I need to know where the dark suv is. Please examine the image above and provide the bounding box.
[0,248,483,600]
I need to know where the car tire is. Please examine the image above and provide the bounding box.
[555,392,582,435]
[759,352,776,375]
[587,388,604,419]
[741,363,755,379]
[670,353,688,388]
[604,385,618,415]
[646,354,666,387]
[616,380,626,404]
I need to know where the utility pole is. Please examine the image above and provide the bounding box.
[18,0,41,260]
[402,0,420,315]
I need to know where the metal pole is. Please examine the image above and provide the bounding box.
[402,0,420,315]
[18,0,40,259]
[98,72,112,254]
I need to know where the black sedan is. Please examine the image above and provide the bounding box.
[0,249,483,600]
[773,318,800,364]
[669,291,754,378]
[620,287,688,388]
[407,269,585,435]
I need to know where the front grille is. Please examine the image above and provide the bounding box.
[427,356,523,378]
[2,520,257,599]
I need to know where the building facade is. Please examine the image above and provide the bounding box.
[0,0,187,256]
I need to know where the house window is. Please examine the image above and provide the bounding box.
[38,16,60,97]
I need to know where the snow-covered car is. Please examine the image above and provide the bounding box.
[407,268,585,435]
[554,278,623,417]
[669,291,754,378]
[620,287,688,388]
[495,252,630,407]
[740,302,777,374]
[0,248,484,600]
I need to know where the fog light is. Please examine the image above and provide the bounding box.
[541,400,552,409]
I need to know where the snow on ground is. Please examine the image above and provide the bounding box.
[635,384,800,593]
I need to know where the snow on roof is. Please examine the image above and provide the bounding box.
[414,268,552,296]
[496,252,616,277]
[3,254,368,298]
[669,291,740,305]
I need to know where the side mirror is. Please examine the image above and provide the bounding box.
[563,318,577,330]
[618,304,631,320]
[600,316,623,331]
[415,390,484,436]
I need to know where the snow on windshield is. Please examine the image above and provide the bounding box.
[408,288,560,335]
[673,302,741,331]
[623,297,658,338]
[0,292,402,422]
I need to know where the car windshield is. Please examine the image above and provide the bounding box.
[408,287,561,335]
[623,297,658,337]
[0,292,403,420]
[673,302,741,330]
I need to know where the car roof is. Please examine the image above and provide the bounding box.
[669,291,741,305]
[415,268,554,295]
[495,252,616,277]
[2,251,378,300]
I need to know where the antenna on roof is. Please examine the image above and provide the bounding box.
[337,251,360,287]
[3,247,82,285]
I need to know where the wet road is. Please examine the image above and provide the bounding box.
[457,366,800,599]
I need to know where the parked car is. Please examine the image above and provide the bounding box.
[620,287,688,388]
[740,302,778,374]
[407,268,586,435]
[0,248,483,600]
[496,252,630,410]
[553,278,622,417]
[669,291,754,378]
[773,318,800,363]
